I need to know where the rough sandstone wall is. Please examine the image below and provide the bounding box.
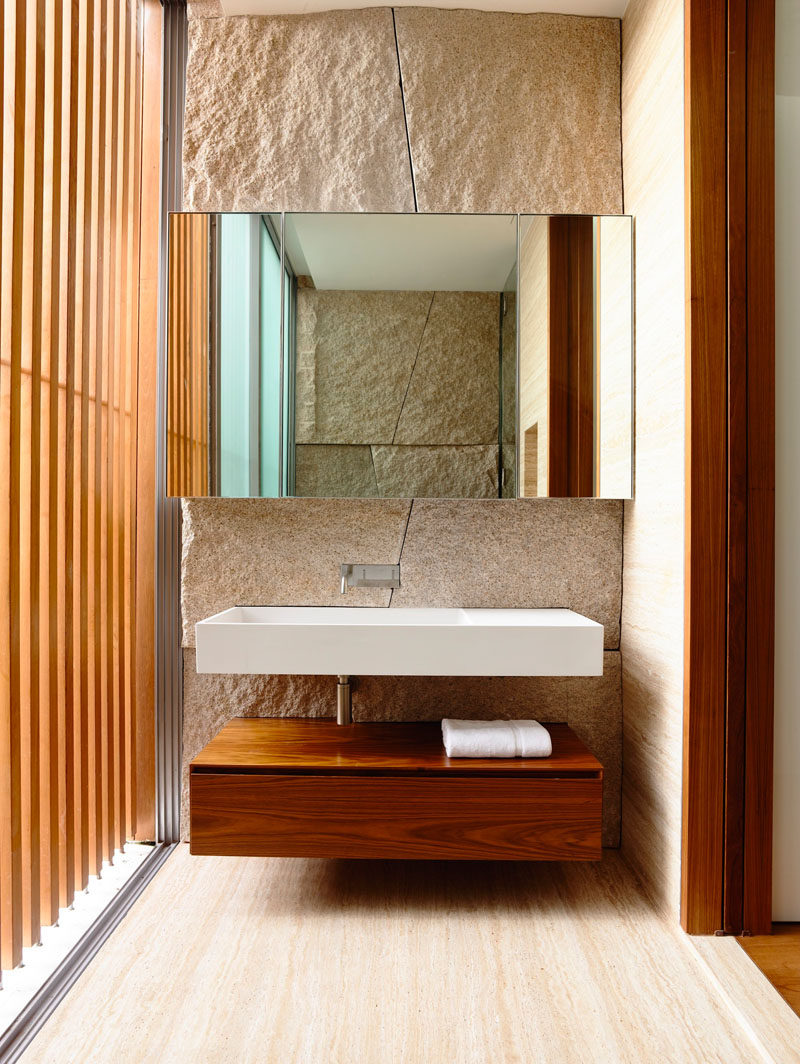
[179,6,625,844]
[182,8,622,215]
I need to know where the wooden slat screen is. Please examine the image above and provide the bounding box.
[1,0,161,972]
[167,213,210,498]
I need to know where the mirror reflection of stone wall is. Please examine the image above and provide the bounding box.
[294,286,513,498]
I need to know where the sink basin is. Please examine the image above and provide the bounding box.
[195,606,603,677]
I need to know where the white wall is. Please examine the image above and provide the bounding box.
[774,0,800,921]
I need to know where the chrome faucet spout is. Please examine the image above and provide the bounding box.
[339,562,400,594]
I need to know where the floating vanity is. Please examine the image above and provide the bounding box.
[190,719,603,862]
[190,605,605,862]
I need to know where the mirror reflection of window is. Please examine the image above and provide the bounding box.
[216,214,292,498]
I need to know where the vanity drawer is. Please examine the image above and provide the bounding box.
[190,772,602,861]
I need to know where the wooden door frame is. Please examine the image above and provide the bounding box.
[547,216,595,497]
[682,0,775,935]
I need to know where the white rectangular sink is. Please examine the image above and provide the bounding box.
[195,606,603,677]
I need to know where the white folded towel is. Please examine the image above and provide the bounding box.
[441,718,553,759]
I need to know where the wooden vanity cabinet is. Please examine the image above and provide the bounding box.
[189,719,603,862]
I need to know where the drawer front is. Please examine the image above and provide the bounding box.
[190,773,602,861]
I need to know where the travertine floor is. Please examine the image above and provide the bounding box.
[20,847,800,1064]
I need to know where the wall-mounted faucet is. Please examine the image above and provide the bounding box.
[340,563,401,595]
[336,565,401,724]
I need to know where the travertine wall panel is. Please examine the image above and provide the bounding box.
[597,217,634,498]
[619,0,685,917]
[393,9,622,214]
[183,11,415,212]
[181,648,622,848]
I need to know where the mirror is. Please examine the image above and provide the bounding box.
[166,212,633,499]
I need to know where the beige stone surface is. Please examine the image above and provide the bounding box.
[370,445,499,499]
[24,847,791,1064]
[619,0,685,919]
[182,497,623,647]
[597,216,634,497]
[183,11,414,212]
[180,649,621,847]
[689,936,800,1064]
[394,9,622,215]
[394,292,500,445]
[295,289,432,444]
[295,445,378,497]
[187,0,223,17]
[391,499,622,649]
[180,498,412,644]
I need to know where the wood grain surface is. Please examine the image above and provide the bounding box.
[189,720,603,862]
[190,773,603,861]
[681,0,728,936]
[190,718,602,777]
[738,924,800,1018]
[0,0,160,970]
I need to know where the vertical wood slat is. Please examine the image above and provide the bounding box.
[22,0,46,950]
[62,0,80,912]
[39,0,63,931]
[0,0,5,991]
[723,0,748,937]
[742,0,775,936]
[547,216,595,498]
[136,0,161,843]
[78,0,94,892]
[167,213,210,498]
[3,0,29,970]
[681,0,728,936]
[1,0,159,971]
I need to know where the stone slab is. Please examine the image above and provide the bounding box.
[394,292,500,445]
[183,10,414,212]
[295,289,431,444]
[391,498,622,649]
[295,445,379,497]
[394,8,622,215]
[181,497,412,645]
[370,445,500,499]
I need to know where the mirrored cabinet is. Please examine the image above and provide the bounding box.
[167,212,633,499]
